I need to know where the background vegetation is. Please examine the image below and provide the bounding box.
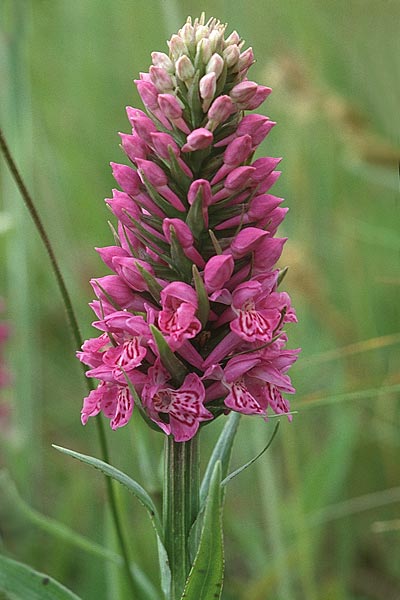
[1,1,399,598]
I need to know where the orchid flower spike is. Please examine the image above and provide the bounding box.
[78,14,300,441]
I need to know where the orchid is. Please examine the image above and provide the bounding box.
[78,16,299,444]
[44,13,300,599]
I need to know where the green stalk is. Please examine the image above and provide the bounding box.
[0,128,137,597]
[163,435,200,600]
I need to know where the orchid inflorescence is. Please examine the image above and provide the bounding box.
[78,14,299,442]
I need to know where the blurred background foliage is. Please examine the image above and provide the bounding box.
[0,1,399,599]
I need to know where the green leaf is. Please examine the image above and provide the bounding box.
[192,265,210,327]
[169,226,193,281]
[167,147,191,194]
[0,554,81,600]
[221,421,280,487]
[186,190,206,240]
[157,535,171,600]
[199,412,241,507]
[52,445,163,539]
[180,461,224,600]
[187,71,203,129]
[135,262,163,303]
[150,325,188,386]
[214,60,228,98]
[124,214,170,252]
[139,172,185,219]
[120,368,163,433]
[277,266,289,286]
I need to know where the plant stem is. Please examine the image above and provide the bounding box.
[163,435,200,600]
[0,128,137,597]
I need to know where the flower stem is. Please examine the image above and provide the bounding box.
[163,435,200,600]
[0,127,138,597]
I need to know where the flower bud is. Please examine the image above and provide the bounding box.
[206,53,224,78]
[168,34,188,61]
[179,22,194,46]
[135,80,159,111]
[119,132,148,162]
[206,95,235,130]
[150,132,179,158]
[175,55,195,81]
[199,72,217,100]
[149,66,174,92]
[225,30,240,45]
[244,86,272,110]
[223,45,240,68]
[111,162,141,196]
[209,29,224,53]
[188,179,212,206]
[135,158,168,188]
[158,93,183,119]
[151,51,174,72]
[182,128,213,152]
[196,38,212,64]
[238,47,254,72]
[204,255,234,293]
[195,25,209,43]
[126,107,157,143]
[230,80,258,103]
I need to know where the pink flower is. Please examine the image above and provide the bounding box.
[230,279,282,343]
[143,363,213,441]
[204,255,234,293]
[158,282,201,348]
[221,343,299,418]
[81,382,134,430]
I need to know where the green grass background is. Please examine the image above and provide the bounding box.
[0,1,399,598]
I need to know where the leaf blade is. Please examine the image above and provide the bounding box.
[0,554,82,600]
[52,445,163,538]
[180,461,224,600]
[221,421,280,487]
[199,411,241,507]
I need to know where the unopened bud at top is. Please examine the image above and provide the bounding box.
[175,55,195,81]
[225,30,240,45]
[168,34,188,61]
[206,53,224,78]
[209,29,224,53]
[151,52,174,72]
[206,95,235,130]
[238,47,254,72]
[200,72,217,101]
[179,22,194,46]
[195,25,209,43]
[149,66,175,92]
[223,45,240,68]
[196,38,212,64]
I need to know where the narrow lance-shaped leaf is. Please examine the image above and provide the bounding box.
[192,265,210,328]
[140,172,185,219]
[181,461,224,600]
[186,188,206,240]
[200,411,241,506]
[0,554,82,600]
[169,226,193,281]
[157,535,172,600]
[221,420,280,487]
[52,445,163,539]
[135,261,163,303]
[168,146,191,193]
[120,368,163,433]
[190,412,241,562]
[150,324,188,386]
